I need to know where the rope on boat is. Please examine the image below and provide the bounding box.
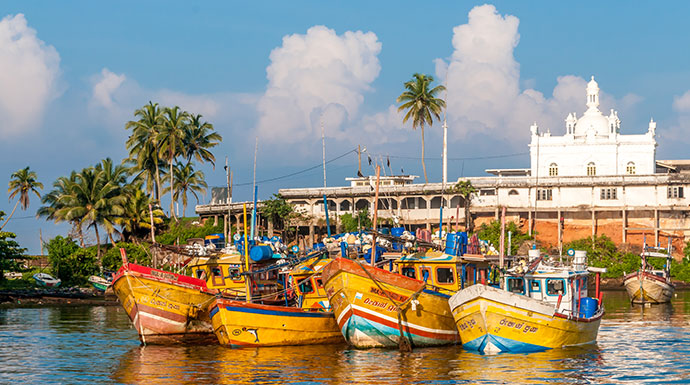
[354,260,426,352]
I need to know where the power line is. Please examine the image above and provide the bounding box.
[231,149,357,187]
[368,152,528,161]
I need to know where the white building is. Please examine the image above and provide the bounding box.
[529,76,656,178]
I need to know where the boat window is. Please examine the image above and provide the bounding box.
[529,279,541,293]
[195,269,206,280]
[507,278,525,294]
[419,268,431,283]
[436,267,455,284]
[211,267,222,277]
[297,278,314,294]
[314,278,323,288]
[401,267,416,279]
[546,279,566,295]
[226,267,241,280]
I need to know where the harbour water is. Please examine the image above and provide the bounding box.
[1,290,689,384]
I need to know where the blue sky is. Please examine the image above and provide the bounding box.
[2,1,690,253]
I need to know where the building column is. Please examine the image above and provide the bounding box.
[528,211,532,236]
[654,209,659,246]
[557,209,562,255]
[591,209,596,242]
[335,199,341,233]
[309,224,315,247]
[213,215,218,226]
[622,209,627,243]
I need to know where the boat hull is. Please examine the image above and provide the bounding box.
[322,258,460,349]
[111,263,217,344]
[210,298,343,347]
[623,272,674,304]
[449,284,602,354]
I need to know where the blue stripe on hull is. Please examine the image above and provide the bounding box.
[463,334,548,353]
[343,313,453,348]
[222,305,333,318]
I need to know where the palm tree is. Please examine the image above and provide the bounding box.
[396,73,446,184]
[116,185,165,242]
[184,114,222,169]
[1,167,43,231]
[126,102,164,201]
[164,162,207,218]
[450,180,477,232]
[37,172,86,246]
[54,165,126,259]
[158,106,190,220]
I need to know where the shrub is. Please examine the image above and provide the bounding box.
[156,219,224,245]
[476,220,532,256]
[102,242,151,271]
[46,236,98,286]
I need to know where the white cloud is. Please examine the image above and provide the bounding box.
[437,5,639,144]
[0,14,60,136]
[91,68,126,109]
[256,26,382,143]
[673,90,690,112]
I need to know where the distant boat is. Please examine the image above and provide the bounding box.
[3,272,22,280]
[33,273,61,287]
[88,275,111,292]
[624,240,675,304]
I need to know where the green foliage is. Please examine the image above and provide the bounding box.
[156,218,223,245]
[102,242,151,271]
[0,227,29,283]
[671,257,690,282]
[476,220,532,256]
[262,194,295,230]
[46,236,97,285]
[340,208,372,232]
[564,235,640,278]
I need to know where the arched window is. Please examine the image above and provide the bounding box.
[587,162,596,176]
[508,189,519,196]
[549,163,558,176]
[626,162,636,175]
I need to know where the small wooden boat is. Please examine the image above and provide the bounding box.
[33,272,61,287]
[209,256,342,347]
[112,254,217,344]
[88,275,111,292]
[321,250,491,349]
[449,250,606,354]
[3,272,22,280]
[623,241,675,304]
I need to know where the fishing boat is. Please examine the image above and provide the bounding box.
[88,274,112,292]
[33,272,61,287]
[321,245,492,349]
[623,239,675,304]
[112,251,217,344]
[209,255,343,347]
[449,250,606,354]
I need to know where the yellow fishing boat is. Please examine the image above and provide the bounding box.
[321,250,492,349]
[449,250,606,354]
[112,249,268,344]
[209,255,342,347]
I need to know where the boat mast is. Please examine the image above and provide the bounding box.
[371,165,381,267]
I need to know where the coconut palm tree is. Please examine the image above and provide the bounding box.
[126,102,164,201]
[396,73,446,184]
[116,185,165,242]
[158,106,190,220]
[37,172,86,246]
[184,114,222,169]
[54,165,126,259]
[1,167,43,231]
[164,162,207,218]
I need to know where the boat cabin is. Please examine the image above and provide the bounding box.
[289,257,331,310]
[394,250,493,294]
[503,261,591,316]
[186,253,281,298]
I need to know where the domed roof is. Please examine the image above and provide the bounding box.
[574,76,607,136]
[574,112,608,136]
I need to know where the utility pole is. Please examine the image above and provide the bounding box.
[358,145,362,176]
[321,117,327,188]
[225,156,231,243]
